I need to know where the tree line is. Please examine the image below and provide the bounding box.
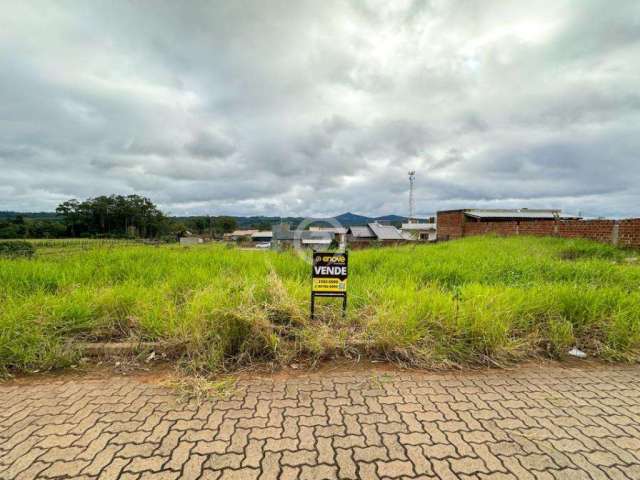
[0,195,239,240]
[55,195,168,238]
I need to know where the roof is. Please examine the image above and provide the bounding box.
[271,225,336,242]
[401,223,436,231]
[367,222,404,240]
[459,209,581,220]
[309,227,348,234]
[438,208,581,220]
[465,209,559,219]
[302,238,332,244]
[229,229,258,236]
[348,226,375,238]
[301,231,333,245]
[400,231,415,241]
[302,231,333,240]
[251,231,272,239]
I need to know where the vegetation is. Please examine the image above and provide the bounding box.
[172,216,237,237]
[0,240,35,258]
[0,215,66,239]
[1,205,421,240]
[1,235,639,375]
[2,196,240,240]
[56,195,169,238]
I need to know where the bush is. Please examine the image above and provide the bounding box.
[0,240,35,258]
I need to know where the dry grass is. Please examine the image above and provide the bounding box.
[163,374,238,403]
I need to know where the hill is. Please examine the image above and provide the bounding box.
[1,210,416,229]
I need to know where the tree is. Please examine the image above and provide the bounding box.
[56,199,84,236]
[55,195,169,238]
[250,221,272,231]
[212,216,237,235]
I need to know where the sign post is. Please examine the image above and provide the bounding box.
[310,251,348,318]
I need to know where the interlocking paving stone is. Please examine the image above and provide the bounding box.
[1,364,640,479]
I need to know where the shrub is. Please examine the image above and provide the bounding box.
[0,240,35,258]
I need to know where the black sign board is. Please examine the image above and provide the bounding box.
[310,251,348,318]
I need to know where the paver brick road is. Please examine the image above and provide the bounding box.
[1,364,640,479]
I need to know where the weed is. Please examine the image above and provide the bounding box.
[163,374,238,403]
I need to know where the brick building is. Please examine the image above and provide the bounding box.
[436,208,640,248]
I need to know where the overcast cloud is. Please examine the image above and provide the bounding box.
[1,0,639,218]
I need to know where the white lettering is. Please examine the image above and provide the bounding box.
[313,266,347,276]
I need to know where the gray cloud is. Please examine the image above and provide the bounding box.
[1,0,639,218]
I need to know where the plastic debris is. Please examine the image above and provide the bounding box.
[568,347,587,358]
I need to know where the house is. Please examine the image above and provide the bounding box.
[347,225,376,243]
[401,222,437,241]
[301,231,334,249]
[368,222,405,241]
[271,223,337,250]
[309,226,347,249]
[251,231,272,243]
[224,229,258,241]
[347,222,408,247]
[271,223,294,249]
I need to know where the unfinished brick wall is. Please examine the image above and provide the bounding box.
[436,211,640,248]
[556,220,616,244]
[619,219,640,247]
[436,211,466,240]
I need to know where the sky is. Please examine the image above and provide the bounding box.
[1,0,639,218]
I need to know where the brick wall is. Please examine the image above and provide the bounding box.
[619,219,640,247]
[436,211,466,240]
[436,211,640,248]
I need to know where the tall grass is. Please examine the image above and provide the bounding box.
[1,236,639,374]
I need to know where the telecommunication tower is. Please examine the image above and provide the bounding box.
[408,170,416,221]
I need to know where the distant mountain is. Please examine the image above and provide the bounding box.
[334,212,408,226]
[174,212,410,229]
[375,214,407,222]
[2,210,414,228]
[334,212,371,225]
[232,216,303,229]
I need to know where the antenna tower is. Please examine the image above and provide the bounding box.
[408,170,416,221]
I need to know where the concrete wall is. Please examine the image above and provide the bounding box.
[436,211,640,248]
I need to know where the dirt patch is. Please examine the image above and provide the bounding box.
[2,355,630,387]
[0,359,175,386]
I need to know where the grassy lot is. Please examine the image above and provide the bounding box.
[1,236,639,375]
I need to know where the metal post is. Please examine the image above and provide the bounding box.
[310,293,315,319]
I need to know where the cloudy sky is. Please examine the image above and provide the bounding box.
[1,1,639,218]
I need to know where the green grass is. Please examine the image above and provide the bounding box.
[1,236,639,374]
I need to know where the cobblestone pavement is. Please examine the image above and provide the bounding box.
[1,364,640,480]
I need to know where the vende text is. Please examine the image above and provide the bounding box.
[314,266,347,276]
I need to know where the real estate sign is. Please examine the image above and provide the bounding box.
[312,252,348,293]
[310,251,348,317]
